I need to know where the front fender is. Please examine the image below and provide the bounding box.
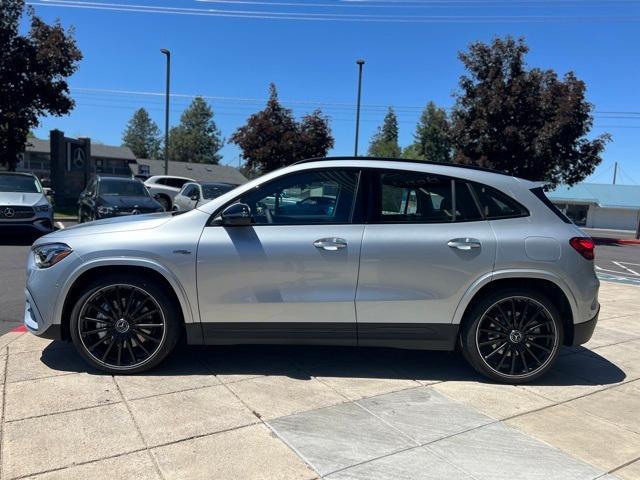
[53,257,196,327]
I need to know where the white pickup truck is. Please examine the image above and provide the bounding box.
[143,175,194,211]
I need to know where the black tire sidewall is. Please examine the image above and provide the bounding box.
[69,273,181,374]
[461,287,564,384]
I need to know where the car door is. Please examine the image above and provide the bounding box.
[356,169,496,350]
[176,184,195,211]
[196,168,363,345]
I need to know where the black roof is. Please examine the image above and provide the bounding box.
[293,156,505,175]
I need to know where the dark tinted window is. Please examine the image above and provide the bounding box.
[471,183,527,219]
[530,187,572,224]
[202,183,234,199]
[182,185,197,198]
[378,171,453,223]
[455,181,483,221]
[241,169,359,225]
[0,174,41,193]
[166,178,190,189]
[99,179,148,197]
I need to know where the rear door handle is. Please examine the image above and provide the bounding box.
[447,238,481,250]
[313,237,348,251]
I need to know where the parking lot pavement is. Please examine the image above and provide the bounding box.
[0,281,638,479]
[595,244,640,286]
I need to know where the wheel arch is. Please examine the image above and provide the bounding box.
[454,271,577,346]
[58,260,196,342]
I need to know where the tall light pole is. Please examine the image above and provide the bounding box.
[160,48,171,175]
[354,59,365,157]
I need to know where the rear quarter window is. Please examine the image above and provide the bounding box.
[470,183,528,219]
[530,187,572,224]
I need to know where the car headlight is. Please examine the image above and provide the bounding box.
[97,206,115,215]
[34,204,51,212]
[33,243,73,269]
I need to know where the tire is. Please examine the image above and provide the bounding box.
[156,195,171,212]
[460,288,563,384]
[69,273,182,374]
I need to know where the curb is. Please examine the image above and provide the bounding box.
[592,237,640,246]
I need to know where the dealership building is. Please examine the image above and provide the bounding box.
[6,130,246,207]
[547,183,640,231]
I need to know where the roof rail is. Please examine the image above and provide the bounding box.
[292,156,507,176]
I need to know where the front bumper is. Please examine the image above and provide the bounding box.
[0,217,54,233]
[572,307,599,346]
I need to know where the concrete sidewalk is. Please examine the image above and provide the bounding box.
[0,281,639,479]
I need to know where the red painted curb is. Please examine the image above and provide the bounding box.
[592,237,640,246]
[10,325,27,333]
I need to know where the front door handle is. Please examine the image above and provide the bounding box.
[313,237,348,251]
[447,238,481,250]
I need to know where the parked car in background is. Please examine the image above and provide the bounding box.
[0,172,54,235]
[78,175,164,223]
[172,181,237,212]
[144,175,194,211]
[26,157,599,383]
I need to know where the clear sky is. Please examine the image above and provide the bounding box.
[24,0,640,184]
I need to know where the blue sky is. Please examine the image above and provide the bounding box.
[25,0,640,184]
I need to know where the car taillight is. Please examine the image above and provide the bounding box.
[570,237,595,260]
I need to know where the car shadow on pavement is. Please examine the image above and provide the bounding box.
[38,342,627,386]
[1,231,40,246]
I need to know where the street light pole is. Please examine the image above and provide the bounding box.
[354,59,365,157]
[160,49,171,175]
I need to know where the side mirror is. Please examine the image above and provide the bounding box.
[214,203,252,226]
[190,194,200,202]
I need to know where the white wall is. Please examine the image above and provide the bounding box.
[588,206,639,230]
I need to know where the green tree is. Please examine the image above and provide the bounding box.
[122,108,161,159]
[368,107,401,158]
[451,36,610,187]
[0,0,82,171]
[230,84,334,174]
[168,96,224,164]
[404,102,451,162]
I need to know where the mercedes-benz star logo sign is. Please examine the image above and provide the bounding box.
[3,207,15,218]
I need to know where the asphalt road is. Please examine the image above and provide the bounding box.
[1,228,638,335]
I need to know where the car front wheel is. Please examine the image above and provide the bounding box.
[69,273,181,374]
[461,288,563,384]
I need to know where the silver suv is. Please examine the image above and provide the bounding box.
[24,158,599,383]
[0,172,54,234]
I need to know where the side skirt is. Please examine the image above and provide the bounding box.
[194,322,458,350]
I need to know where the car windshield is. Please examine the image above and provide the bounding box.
[202,183,235,199]
[99,179,148,196]
[0,174,42,193]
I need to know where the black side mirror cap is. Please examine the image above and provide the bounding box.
[213,203,253,226]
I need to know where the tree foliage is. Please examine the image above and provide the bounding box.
[122,108,161,159]
[0,0,82,170]
[230,84,334,174]
[451,36,610,187]
[168,96,224,164]
[404,102,451,162]
[368,107,401,158]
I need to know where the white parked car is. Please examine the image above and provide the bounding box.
[143,175,194,211]
[172,182,237,212]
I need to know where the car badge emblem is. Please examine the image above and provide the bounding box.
[3,207,15,218]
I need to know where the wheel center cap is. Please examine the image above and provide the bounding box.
[115,318,130,334]
[509,330,523,343]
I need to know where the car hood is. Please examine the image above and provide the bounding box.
[40,212,174,242]
[0,192,44,206]
[99,195,160,208]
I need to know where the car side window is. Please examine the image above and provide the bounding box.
[378,171,455,223]
[182,185,196,197]
[455,180,483,221]
[240,169,359,225]
[167,178,189,189]
[470,182,528,219]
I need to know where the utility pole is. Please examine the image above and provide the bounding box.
[354,59,365,157]
[160,49,171,175]
[613,161,618,185]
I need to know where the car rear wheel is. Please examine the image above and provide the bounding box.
[461,288,563,384]
[69,274,181,374]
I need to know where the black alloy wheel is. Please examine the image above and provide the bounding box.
[70,274,181,373]
[461,289,562,383]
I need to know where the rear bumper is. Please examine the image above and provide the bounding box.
[572,307,599,346]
